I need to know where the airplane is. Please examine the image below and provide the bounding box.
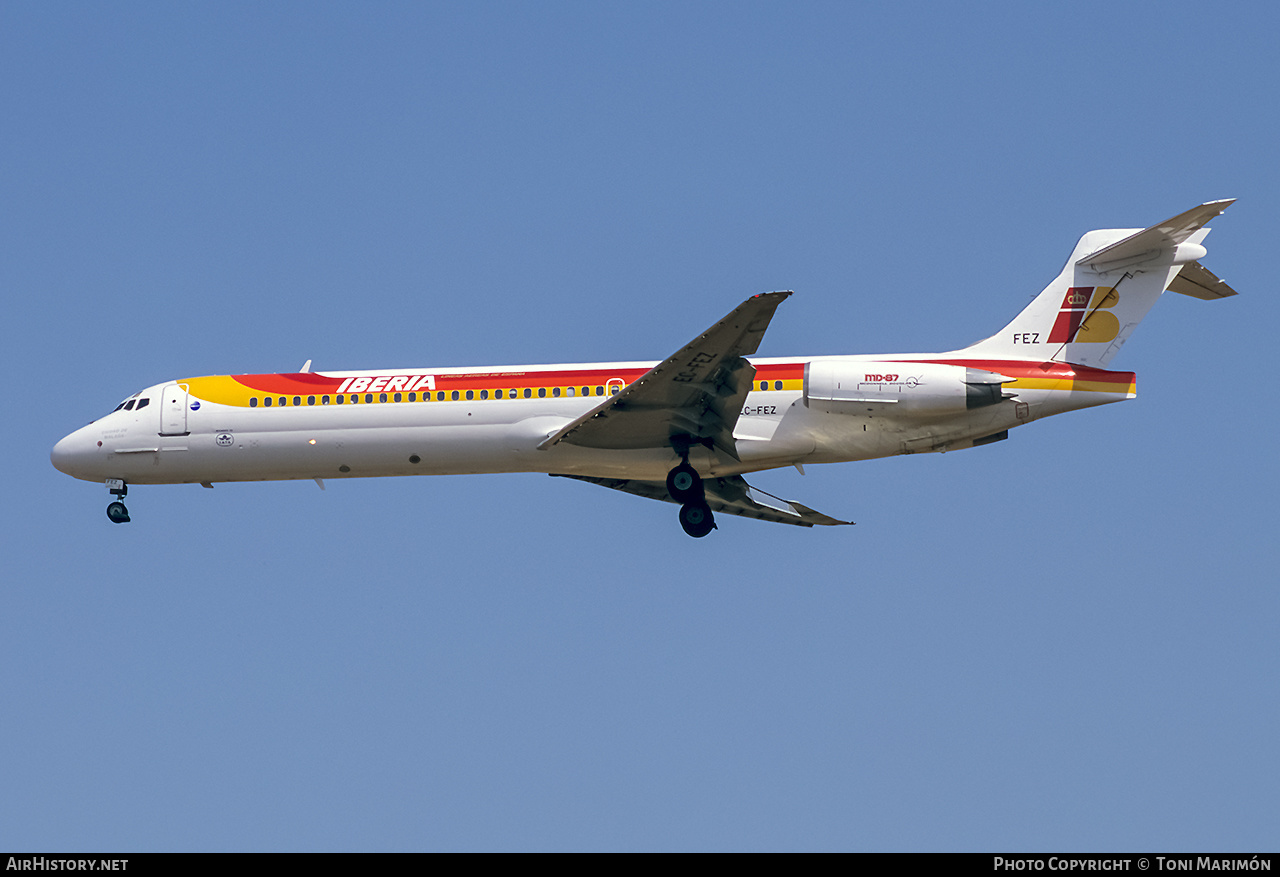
[51,200,1238,537]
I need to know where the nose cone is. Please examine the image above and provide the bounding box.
[51,426,98,480]
[51,433,75,475]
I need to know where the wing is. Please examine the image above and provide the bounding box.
[539,292,792,460]
[554,473,853,528]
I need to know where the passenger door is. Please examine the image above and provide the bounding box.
[159,383,189,436]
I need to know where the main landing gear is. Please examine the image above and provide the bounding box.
[667,461,715,538]
[106,481,130,524]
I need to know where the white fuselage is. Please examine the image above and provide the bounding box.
[50,352,1133,488]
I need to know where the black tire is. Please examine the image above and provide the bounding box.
[106,501,131,524]
[666,463,703,503]
[678,502,715,538]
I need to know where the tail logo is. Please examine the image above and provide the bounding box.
[1048,287,1120,344]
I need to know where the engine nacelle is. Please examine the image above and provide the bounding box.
[805,360,1012,418]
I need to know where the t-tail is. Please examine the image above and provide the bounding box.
[963,199,1238,368]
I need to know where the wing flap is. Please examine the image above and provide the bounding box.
[554,472,852,528]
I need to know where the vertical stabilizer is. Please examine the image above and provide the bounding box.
[963,200,1236,368]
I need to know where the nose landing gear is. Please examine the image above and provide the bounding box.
[667,460,716,538]
[105,480,130,524]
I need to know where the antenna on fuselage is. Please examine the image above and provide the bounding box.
[299,359,312,373]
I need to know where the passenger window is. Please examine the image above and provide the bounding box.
[279,397,286,407]
[466,390,474,400]
[293,396,301,407]
[264,397,272,407]
[552,387,561,397]
[595,386,604,396]
[774,380,783,390]
[451,390,460,401]
[408,393,415,402]
[760,381,768,391]
[566,387,575,396]
[538,387,546,398]
[523,388,531,398]
[380,393,389,403]
[335,394,344,404]
[250,398,258,408]
[365,394,373,404]
[307,396,315,406]
[610,385,619,395]
[321,395,329,405]
[480,389,488,400]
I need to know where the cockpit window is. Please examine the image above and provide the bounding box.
[110,393,150,414]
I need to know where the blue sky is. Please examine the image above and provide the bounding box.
[3,1,1277,851]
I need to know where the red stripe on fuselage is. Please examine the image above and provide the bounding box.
[895,358,1135,387]
[230,361,807,393]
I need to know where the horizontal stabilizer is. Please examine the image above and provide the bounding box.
[1167,260,1238,300]
[1076,199,1234,274]
[554,472,852,528]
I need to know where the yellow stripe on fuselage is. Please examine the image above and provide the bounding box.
[1005,376,1136,396]
[182,375,257,407]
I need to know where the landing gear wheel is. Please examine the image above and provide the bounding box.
[666,463,703,504]
[679,502,716,538]
[106,501,131,524]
